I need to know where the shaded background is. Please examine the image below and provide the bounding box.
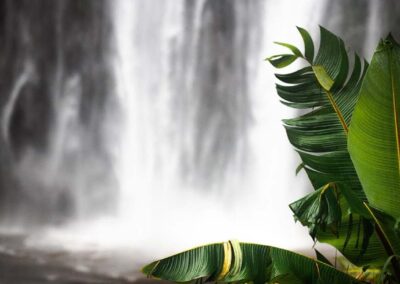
[0,0,399,283]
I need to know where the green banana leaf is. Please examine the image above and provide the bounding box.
[289,182,390,267]
[347,35,400,271]
[267,27,388,266]
[142,241,365,284]
[348,35,400,220]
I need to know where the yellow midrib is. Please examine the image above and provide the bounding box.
[364,202,396,256]
[312,65,349,134]
[390,50,400,176]
[218,242,232,280]
[326,90,349,134]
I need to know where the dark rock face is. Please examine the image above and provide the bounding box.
[0,0,118,225]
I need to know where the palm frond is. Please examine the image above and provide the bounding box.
[267,27,387,266]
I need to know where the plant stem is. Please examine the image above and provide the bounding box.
[374,225,400,281]
[364,202,400,281]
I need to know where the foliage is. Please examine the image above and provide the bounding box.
[271,27,393,269]
[142,27,400,283]
[143,241,364,284]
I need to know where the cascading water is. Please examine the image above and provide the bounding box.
[104,0,328,254]
[0,0,399,281]
[7,0,326,262]
[0,1,118,229]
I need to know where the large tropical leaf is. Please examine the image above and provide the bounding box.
[142,241,365,284]
[267,27,385,266]
[348,35,400,220]
[347,36,400,277]
[268,26,367,210]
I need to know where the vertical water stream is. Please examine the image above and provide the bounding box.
[0,0,399,273]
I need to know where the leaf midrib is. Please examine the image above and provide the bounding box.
[326,90,349,134]
[390,49,400,176]
[312,65,349,134]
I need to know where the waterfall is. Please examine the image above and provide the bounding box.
[1,0,400,280]
[0,0,117,227]
[102,0,330,255]
[15,0,323,256]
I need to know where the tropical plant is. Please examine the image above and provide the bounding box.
[142,27,400,284]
